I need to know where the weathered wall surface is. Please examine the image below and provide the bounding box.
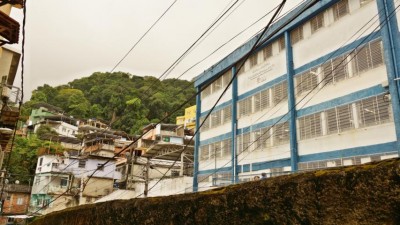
[30,159,400,225]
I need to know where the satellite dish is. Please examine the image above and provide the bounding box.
[4,179,9,184]
[63,151,70,158]
[15,180,19,184]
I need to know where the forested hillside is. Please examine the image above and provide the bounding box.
[23,72,196,134]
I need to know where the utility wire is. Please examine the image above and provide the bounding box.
[110,0,178,73]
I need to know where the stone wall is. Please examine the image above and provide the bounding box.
[29,158,400,225]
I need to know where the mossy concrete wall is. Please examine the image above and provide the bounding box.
[30,158,400,225]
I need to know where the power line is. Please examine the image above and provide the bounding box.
[29,0,244,213]
[110,0,178,73]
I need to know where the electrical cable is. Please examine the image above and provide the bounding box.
[110,0,178,73]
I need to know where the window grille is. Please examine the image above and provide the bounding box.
[253,129,263,150]
[237,135,243,154]
[211,142,222,159]
[249,53,258,68]
[201,85,211,99]
[333,0,349,21]
[212,76,223,93]
[200,116,210,131]
[254,93,261,113]
[357,95,391,127]
[331,55,348,82]
[278,36,285,52]
[295,68,318,96]
[222,139,231,157]
[223,106,232,124]
[273,122,290,146]
[242,133,251,152]
[310,13,324,34]
[261,127,272,148]
[238,97,252,118]
[326,104,354,134]
[260,89,270,110]
[198,174,212,183]
[291,26,304,45]
[211,110,222,128]
[272,81,288,105]
[200,145,209,161]
[353,40,384,75]
[323,56,348,84]
[298,113,322,140]
[263,44,273,60]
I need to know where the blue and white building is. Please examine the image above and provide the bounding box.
[193,0,400,191]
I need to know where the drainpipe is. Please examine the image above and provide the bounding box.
[285,31,299,171]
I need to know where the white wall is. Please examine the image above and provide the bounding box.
[293,1,379,68]
[238,45,287,96]
[298,123,396,156]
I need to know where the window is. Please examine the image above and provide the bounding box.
[298,113,322,140]
[278,36,285,52]
[238,97,252,118]
[60,178,68,187]
[222,139,231,157]
[291,26,304,45]
[200,116,208,131]
[272,81,288,105]
[253,129,263,150]
[357,95,391,127]
[326,104,354,134]
[310,13,324,33]
[260,89,270,110]
[200,145,209,161]
[353,40,384,75]
[242,133,251,152]
[52,163,59,169]
[212,77,223,92]
[333,0,349,21]
[78,160,86,168]
[223,107,232,124]
[201,85,211,99]
[263,44,273,60]
[97,163,104,171]
[17,197,24,205]
[1,75,7,84]
[254,93,261,113]
[210,110,222,128]
[272,122,290,146]
[249,54,258,68]
[323,56,348,84]
[295,68,318,96]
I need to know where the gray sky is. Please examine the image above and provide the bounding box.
[10,0,300,101]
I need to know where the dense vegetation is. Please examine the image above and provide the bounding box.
[22,72,196,134]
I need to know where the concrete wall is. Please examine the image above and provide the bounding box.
[29,158,400,225]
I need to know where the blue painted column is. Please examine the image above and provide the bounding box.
[285,31,299,171]
[377,0,400,155]
[231,67,239,184]
[193,87,201,192]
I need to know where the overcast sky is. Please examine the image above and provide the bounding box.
[10,0,300,101]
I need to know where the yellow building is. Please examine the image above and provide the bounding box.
[176,105,196,130]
